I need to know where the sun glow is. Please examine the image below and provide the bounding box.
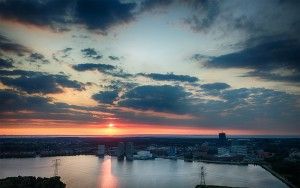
[108,123,114,128]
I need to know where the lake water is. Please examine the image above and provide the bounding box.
[0,155,288,188]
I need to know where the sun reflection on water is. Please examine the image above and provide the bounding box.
[97,156,118,188]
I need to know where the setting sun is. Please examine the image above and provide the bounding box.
[108,123,114,128]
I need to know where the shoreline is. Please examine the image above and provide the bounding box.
[0,154,260,166]
[194,159,250,165]
[260,164,296,188]
[0,155,293,188]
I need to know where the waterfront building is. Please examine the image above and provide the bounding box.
[133,150,153,160]
[97,145,105,157]
[117,142,125,160]
[125,142,134,161]
[117,142,134,160]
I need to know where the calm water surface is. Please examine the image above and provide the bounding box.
[0,155,288,188]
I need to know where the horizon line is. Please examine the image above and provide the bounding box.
[1,134,300,138]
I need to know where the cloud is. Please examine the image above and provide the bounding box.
[106,80,137,91]
[72,63,115,73]
[0,90,50,113]
[113,83,299,132]
[28,53,49,63]
[0,0,137,32]
[108,56,120,61]
[119,85,191,114]
[0,89,57,113]
[0,69,39,76]
[198,37,300,83]
[206,38,300,70]
[0,70,84,94]
[52,47,73,62]
[219,88,300,123]
[190,54,211,61]
[106,70,134,78]
[0,34,31,56]
[72,63,133,78]
[242,70,300,83]
[201,82,230,90]
[81,48,102,59]
[0,89,106,123]
[187,87,300,131]
[75,0,136,31]
[0,58,14,68]
[63,48,72,52]
[139,0,173,12]
[138,73,199,83]
[92,90,119,104]
[1,84,299,132]
[184,0,220,32]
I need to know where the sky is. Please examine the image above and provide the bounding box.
[0,0,299,136]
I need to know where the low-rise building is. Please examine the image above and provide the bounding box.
[217,147,230,157]
[134,150,154,160]
[231,145,247,156]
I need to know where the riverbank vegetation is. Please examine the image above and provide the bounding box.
[0,176,65,188]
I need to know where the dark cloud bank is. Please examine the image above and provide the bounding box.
[0,34,31,56]
[138,73,199,83]
[193,37,300,83]
[0,89,105,123]
[0,69,84,94]
[0,0,137,32]
[89,83,300,131]
[0,58,14,68]
[93,90,119,105]
[0,0,227,33]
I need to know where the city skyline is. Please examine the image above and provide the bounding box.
[0,0,300,135]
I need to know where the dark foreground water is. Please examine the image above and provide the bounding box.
[0,155,288,188]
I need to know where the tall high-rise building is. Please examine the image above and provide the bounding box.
[97,145,105,157]
[117,142,134,161]
[125,142,134,161]
[117,142,125,160]
[219,132,227,146]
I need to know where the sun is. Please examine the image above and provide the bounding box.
[108,123,114,128]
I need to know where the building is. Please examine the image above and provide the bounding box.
[117,142,134,161]
[133,151,153,160]
[231,145,247,156]
[125,142,134,161]
[97,145,105,157]
[217,147,230,157]
[168,146,177,156]
[117,142,125,160]
[257,149,273,159]
[219,132,227,146]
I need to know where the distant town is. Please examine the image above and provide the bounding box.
[0,133,299,187]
